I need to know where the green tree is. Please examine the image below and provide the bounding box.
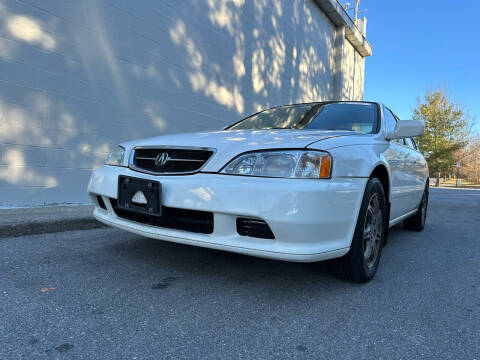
[456,136,480,184]
[413,88,471,186]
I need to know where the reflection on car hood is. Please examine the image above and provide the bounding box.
[122,129,362,172]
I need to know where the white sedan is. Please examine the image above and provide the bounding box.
[88,101,429,282]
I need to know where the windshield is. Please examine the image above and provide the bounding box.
[227,102,378,134]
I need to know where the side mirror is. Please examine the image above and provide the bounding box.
[385,120,424,139]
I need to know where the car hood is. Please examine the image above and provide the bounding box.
[122,129,362,171]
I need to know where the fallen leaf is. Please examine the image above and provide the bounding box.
[40,287,56,292]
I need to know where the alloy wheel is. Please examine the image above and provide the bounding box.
[363,193,383,269]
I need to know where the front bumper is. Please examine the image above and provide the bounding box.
[87,166,367,262]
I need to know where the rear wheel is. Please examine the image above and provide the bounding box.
[403,183,429,231]
[330,177,387,283]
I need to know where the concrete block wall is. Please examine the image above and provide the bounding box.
[0,0,367,206]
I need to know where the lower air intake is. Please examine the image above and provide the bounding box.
[236,217,275,239]
[96,195,107,210]
[110,198,214,234]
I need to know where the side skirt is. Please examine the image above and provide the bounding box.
[389,209,418,228]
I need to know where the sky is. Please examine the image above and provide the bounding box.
[358,0,480,133]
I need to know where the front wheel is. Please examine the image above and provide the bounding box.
[330,177,387,283]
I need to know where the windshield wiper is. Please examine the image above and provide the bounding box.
[263,127,292,130]
[324,128,356,132]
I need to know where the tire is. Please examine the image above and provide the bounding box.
[403,182,429,231]
[330,177,387,283]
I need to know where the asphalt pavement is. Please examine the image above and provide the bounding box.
[1,188,479,359]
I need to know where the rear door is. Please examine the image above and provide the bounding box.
[404,137,427,210]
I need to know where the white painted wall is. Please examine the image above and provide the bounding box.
[0,0,367,207]
[342,38,365,101]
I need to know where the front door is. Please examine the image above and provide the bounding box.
[384,139,414,219]
[382,107,419,220]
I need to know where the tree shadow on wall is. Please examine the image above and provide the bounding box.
[0,0,355,205]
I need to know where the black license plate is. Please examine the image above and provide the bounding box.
[118,176,162,216]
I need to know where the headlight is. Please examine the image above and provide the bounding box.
[105,146,126,166]
[220,150,331,179]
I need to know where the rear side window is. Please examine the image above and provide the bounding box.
[391,138,405,145]
[405,138,417,150]
[411,138,418,150]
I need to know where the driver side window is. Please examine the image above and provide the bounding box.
[383,107,397,135]
[384,107,404,145]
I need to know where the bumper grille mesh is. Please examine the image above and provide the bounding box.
[110,198,214,234]
[237,217,275,239]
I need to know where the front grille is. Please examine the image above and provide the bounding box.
[110,198,214,234]
[130,147,214,175]
[237,217,275,239]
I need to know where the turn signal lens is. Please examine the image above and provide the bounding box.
[319,154,332,178]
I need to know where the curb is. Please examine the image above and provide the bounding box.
[0,218,107,239]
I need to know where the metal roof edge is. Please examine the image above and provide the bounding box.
[314,0,372,57]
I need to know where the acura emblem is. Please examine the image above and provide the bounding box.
[155,152,170,167]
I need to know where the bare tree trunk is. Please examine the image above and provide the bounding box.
[436,171,440,186]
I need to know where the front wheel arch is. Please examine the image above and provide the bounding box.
[368,165,391,244]
[330,177,388,282]
[369,164,390,204]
